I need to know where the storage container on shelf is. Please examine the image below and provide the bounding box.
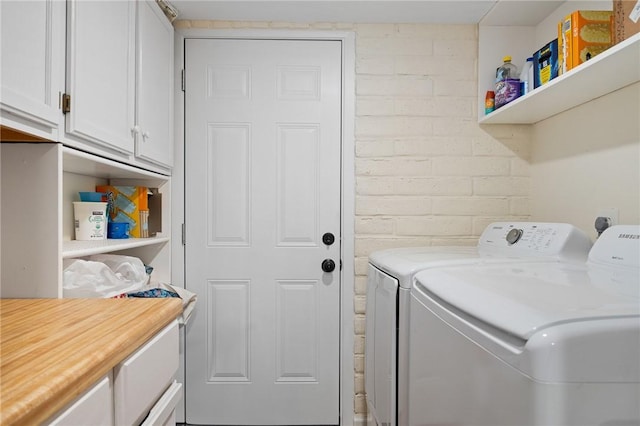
[494,55,520,109]
[520,57,534,95]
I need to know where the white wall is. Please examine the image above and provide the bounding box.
[530,82,640,238]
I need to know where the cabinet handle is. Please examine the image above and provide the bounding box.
[142,131,151,140]
[131,126,140,137]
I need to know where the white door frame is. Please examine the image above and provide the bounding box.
[172,28,356,426]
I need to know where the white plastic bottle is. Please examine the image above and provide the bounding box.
[520,57,534,95]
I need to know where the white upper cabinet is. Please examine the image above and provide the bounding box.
[135,0,175,169]
[0,0,65,140]
[64,0,137,156]
[63,0,174,173]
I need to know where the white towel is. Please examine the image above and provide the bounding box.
[153,282,198,325]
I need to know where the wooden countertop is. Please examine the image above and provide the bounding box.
[0,298,182,426]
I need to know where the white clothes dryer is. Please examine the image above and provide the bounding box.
[365,222,593,426]
[408,224,640,426]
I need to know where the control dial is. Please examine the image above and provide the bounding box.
[506,228,523,245]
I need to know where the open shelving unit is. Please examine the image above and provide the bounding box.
[1,142,172,298]
[62,146,171,258]
[480,33,640,125]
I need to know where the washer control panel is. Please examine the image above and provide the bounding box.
[478,222,592,260]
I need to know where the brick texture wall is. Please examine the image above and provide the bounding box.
[175,19,531,422]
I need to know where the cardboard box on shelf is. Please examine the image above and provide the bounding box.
[614,0,640,44]
[558,10,614,74]
[96,185,149,238]
[533,39,559,88]
[147,188,162,237]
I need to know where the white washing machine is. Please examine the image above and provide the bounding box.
[408,224,640,426]
[364,222,593,426]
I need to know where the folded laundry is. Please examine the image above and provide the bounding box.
[125,288,180,298]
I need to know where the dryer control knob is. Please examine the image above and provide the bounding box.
[506,228,523,245]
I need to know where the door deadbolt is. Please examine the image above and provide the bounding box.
[322,232,335,246]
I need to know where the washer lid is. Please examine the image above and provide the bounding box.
[414,261,640,340]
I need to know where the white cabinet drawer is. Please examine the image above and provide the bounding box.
[114,320,178,426]
[141,381,182,426]
[46,372,113,426]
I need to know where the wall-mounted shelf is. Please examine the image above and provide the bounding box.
[62,237,170,258]
[480,33,640,125]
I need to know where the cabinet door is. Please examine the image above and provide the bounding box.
[136,0,174,169]
[46,373,113,426]
[114,321,179,426]
[65,0,135,155]
[0,0,65,140]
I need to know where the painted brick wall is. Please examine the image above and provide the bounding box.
[175,19,531,422]
[352,23,531,419]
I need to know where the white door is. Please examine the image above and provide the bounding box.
[184,39,342,425]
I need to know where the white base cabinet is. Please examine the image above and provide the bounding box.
[114,321,179,426]
[45,322,181,426]
[142,381,182,426]
[46,374,114,426]
[47,382,183,426]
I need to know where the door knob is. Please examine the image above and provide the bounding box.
[321,259,335,273]
[322,232,335,246]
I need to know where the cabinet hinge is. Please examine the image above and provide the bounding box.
[62,93,71,114]
[182,223,186,245]
[181,69,185,92]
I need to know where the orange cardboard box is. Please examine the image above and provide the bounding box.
[558,10,614,74]
[613,0,640,44]
[96,185,149,238]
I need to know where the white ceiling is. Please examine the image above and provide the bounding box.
[169,0,571,25]
[169,0,567,25]
[168,0,503,24]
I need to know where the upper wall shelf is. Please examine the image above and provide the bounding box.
[480,33,640,125]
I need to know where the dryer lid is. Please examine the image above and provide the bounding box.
[414,261,640,340]
[369,247,480,288]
